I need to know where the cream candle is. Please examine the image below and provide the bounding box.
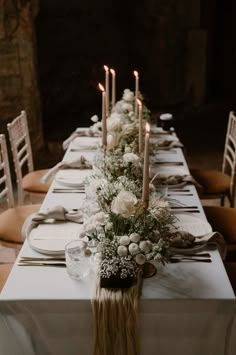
[98,83,107,148]
[133,70,139,118]
[104,65,110,116]
[137,98,143,154]
[142,123,150,208]
[110,68,116,108]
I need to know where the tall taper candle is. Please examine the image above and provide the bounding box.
[133,70,139,118]
[98,83,107,148]
[142,123,150,208]
[110,68,116,108]
[104,65,110,116]
[137,99,143,153]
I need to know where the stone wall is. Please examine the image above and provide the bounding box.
[0,0,44,153]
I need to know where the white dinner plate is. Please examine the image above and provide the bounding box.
[28,222,83,255]
[71,136,100,150]
[55,169,93,187]
[169,213,212,253]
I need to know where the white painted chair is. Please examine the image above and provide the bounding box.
[191,111,236,207]
[7,110,51,205]
[0,134,40,292]
[0,134,14,210]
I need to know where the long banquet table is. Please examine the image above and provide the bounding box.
[0,130,236,355]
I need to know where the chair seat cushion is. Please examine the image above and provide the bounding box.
[204,206,236,246]
[190,169,230,195]
[22,169,52,193]
[0,264,13,292]
[0,204,40,243]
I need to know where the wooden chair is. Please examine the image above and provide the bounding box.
[191,111,236,207]
[7,110,52,205]
[0,134,40,292]
[204,205,236,294]
[204,206,236,256]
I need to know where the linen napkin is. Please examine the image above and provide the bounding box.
[170,230,226,259]
[150,171,203,190]
[154,139,184,149]
[21,205,84,240]
[40,156,93,183]
[62,128,95,150]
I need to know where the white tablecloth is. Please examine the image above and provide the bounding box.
[0,135,235,355]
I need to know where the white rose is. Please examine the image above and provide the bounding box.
[91,115,99,122]
[105,222,113,231]
[107,114,122,132]
[123,153,140,165]
[85,223,95,233]
[135,253,146,265]
[117,245,128,257]
[122,89,134,102]
[121,123,136,137]
[139,241,151,253]
[94,211,107,225]
[130,233,140,243]
[125,146,132,153]
[111,190,137,217]
[121,102,133,112]
[128,242,140,255]
[107,133,119,150]
[119,235,130,246]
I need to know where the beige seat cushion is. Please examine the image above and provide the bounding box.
[204,206,236,247]
[0,204,40,243]
[22,169,52,193]
[0,263,13,292]
[190,169,230,195]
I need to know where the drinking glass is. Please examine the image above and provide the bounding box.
[65,240,90,280]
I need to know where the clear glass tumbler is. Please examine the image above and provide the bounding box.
[65,240,90,280]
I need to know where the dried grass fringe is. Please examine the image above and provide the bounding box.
[91,276,142,355]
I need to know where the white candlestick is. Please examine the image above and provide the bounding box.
[133,70,139,118]
[98,83,107,148]
[104,65,110,116]
[137,99,143,154]
[110,68,116,108]
[142,123,150,208]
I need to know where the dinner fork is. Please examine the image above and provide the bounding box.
[169,257,212,263]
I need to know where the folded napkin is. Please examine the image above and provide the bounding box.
[63,128,95,150]
[22,205,84,240]
[155,139,183,149]
[170,230,226,259]
[150,172,203,190]
[41,156,93,183]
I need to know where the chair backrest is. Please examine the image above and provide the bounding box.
[0,134,15,208]
[7,110,34,205]
[222,111,236,205]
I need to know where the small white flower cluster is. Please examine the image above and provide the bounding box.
[118,233,151,265]
[79,211,109,238]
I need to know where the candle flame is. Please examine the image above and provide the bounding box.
[110,68,115,75]
[133,70,139,78]
[98,83,105,92]
[104,65,109,72]
[137,98,142,106]
[146,123,150,133]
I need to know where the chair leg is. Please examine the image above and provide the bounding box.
[220,196,225,206]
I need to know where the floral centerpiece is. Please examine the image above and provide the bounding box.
[81,88,176,288]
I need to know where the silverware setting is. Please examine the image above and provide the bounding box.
[169,257,211,263]
[167,193,194,196]
[172,209,200,213]
[170,205,199,209]
[18,262,66,267]
[152,161,184,166]
[18,256,67,267]
[171,253,211,258]
[52,190,85,194]
[20,256,66,261]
